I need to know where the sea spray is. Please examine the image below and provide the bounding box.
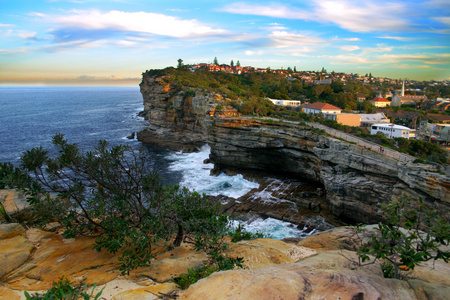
[230,216,334,240]
[166,145,335,239]
[166,145,259,198]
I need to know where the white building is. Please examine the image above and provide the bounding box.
[267,98,302,106]
[360,113,390,128]
[371,123,413,139]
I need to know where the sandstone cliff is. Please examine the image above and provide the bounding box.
[138,73,450,224]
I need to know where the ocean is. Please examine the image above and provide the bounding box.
[0,86,318,239]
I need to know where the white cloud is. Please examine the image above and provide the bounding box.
[340,45,360,51]
[434,16,450,25]
[315,1,410,32]
[222,1,412,33]
[343,37,361,41]
[0,47,28,54]
[221,3,312,20]
[378,36,414,41]
[378,53,450,65]
[244,50,264,55]
[49,10,228,39]
[268,31,325,48]
[327,54,369,65]
[17,31,38,39]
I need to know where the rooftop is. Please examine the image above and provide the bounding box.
[370,97,391,103]
[304,102,342,111]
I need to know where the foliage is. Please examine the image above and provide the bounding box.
[357,197,450,279]
[173,265,217,289]
[0,201,12,222]
[24,276,103,300]
[174,246,244,289]
[173,222,247,289]
[227,224,265,243]
[9,135,229,274]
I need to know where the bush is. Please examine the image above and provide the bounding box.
[24,276,103,300]
[357,197,450,279]
[6,135,230,274]
[228,224,265,243]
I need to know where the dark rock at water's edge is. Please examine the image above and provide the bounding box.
[138,72,450,225]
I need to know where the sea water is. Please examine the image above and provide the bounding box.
[0,86,321,239]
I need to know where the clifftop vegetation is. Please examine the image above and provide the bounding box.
[143,66,370,111]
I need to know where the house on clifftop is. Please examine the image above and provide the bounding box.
[303,103,342,115]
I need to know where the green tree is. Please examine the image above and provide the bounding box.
[236,60,241,67]
[357,197,450,279]
[177,58,183,69]
[15,135,231,274]
[230,59,234,67]
[213,57,219,65]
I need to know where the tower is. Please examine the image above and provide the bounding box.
[401,79,405,96]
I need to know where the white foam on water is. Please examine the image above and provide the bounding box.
[230,217,316,240]
[167,144,259,198]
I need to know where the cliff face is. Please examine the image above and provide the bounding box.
[138,75,450,224]
[138,72,239,151]
[208,118,449,224]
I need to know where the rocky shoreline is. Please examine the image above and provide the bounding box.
[137,72,450,225]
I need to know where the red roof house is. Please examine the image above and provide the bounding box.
[369,98,391,108]
[303,102,342,115]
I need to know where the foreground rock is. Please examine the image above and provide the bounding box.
[1,223,448,299]
[180,250,450,300]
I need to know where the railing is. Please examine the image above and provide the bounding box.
[243,116,416,163]
[305,122,415,163]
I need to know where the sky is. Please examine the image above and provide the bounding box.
[1,0,449,86]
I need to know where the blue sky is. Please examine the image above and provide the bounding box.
[1,0,449,85]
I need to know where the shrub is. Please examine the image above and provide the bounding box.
[6,135,230,274]
[24,276,103,300]
[228,224,265,243]
[357,197,450,279]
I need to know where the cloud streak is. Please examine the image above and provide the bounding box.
[50,10,228,39]
[222,1,413,33]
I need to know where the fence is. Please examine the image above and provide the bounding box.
[305,122,415,163]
